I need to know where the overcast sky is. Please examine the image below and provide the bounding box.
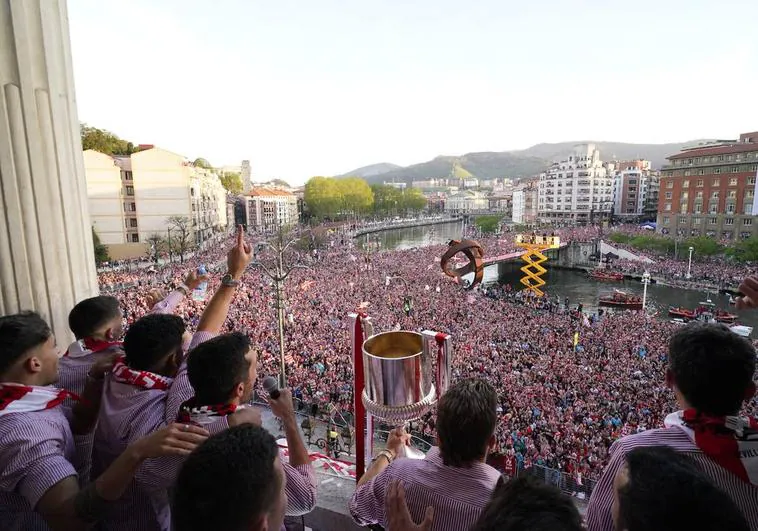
[68,0,758,184]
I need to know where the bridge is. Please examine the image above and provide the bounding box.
[482,242,569,266]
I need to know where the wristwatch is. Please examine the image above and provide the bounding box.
[221,273,240,288]
[372,449,395,465]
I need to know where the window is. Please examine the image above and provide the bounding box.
[746,204,754,215]
[680,204,688,214]
[683,180,690,188]
[666,181,674,189]
[663,216,670,224]
[125,186,134,196]
[130,218,138,228]
[665,192,673,199]
[725,218,734,226]
[744,218,753,226]
[679,216,687,224]
[726,155,733,161]
[696,179,703,187]
[191,188,196,196]
[729,178,738,186]
[711,191,720,199]
[732,166,740,173]
[664,203,672,211]
[129,233,139,243]
[749,177,756,185]
[713,179,720,186]
[697,169,704,175]
[692,217,701,225]
[709,205,718,214]
[728,190,737,198]
[694,203,702,214]
[684,170,691,177]
[709,217,717,225]
[696,191,703,198]
[727,203,736,214]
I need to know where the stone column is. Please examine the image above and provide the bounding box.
[0,0,97,341]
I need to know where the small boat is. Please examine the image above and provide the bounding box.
[599,290,643,310]
[668,307,696,320]
[668,301,738,324]
[588,270,624,282]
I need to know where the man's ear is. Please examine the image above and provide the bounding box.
[25,356,43,374]
[250,513,268,531]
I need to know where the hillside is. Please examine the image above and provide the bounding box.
[338,162,400,178]
[341,139,707,184]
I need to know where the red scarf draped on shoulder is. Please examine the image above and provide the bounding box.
[111,356,173,391]
[177,397,240,426]
[0,383,79,416]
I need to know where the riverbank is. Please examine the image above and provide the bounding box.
[353,216,460,237]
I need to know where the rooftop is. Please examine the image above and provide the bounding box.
[248,187,294,197]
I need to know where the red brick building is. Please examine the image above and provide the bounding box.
[658,132,758,240]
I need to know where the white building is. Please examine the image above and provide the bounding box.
[444,190,488,214]
[538,144,613,224]
[84,147,228,259]
[512,182,538,224]
[610,160,658,220]
[246,188,299,230]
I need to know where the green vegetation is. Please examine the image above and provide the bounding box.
[726,236,758,262]
[304,176,374,219]
[81,124,139,155]
[475,215,503,234]
[92,227,110,265]
[451,161,473,179]
[193,158,213,169]
[609,231,745,260]
[370,184,426,216]
[683,236,723,257]
[219,172,243,194]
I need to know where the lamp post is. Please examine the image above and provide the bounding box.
[167,227,173,263]
[642,271,651,309]
[686,246,694,279]
[386,274,413,317]
[251,228,308,388]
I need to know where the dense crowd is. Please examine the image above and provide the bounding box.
[96,224,758,485]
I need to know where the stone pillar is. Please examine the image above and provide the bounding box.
[0,0,97,341]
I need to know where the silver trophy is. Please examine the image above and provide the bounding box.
[350,313,453,464]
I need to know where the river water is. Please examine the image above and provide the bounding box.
[355,221,758,330]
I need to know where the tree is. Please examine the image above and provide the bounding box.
[339,177,374,215]
[145,233,166,263]
[304,176,344,219]
[92,227,110,265]
[683,236,723,258]
[403,188,427,212]
[475,215,503,234]
[81,124,138,155]
[193,158,213,169]
[167,216,194,263]
[219,172,244,194]
[727,236,758,262]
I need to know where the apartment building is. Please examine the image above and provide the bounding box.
[537,144,613,224]
[610,160,659,221]
[657,132,758,239]
[245,188,299,230]
[512,182,538,224]
[84,147,228,259]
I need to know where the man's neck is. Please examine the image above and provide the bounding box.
[1,373,51,387]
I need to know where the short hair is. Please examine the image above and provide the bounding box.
[669,322,756,415]
[172,424,280,531]
[472,475,583,531]
[123,314,185,371]
[187,332,252,404]
[618,446,749,531]
[436,378,497,467]
[68,296,121,339]
[0,312,52,378]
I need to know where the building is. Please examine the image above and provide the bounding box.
[610,160,659,221]
[444,190,488,214]
[512,182,538,225]
[84,147,228,259]
[241,160,252,192]
[384,181,407,190]
[538,144,613,224]
[658,132,758,239]
[245,188,299,231]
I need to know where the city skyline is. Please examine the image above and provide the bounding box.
[68,0,758,184]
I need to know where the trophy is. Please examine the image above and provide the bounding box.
[349,313,453,478]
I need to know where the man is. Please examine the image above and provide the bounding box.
[172,424,286,531]
[180,332,316,517]
[350,378,502,530]
[586,323,758,530]
[613,446,749,531]
[60,270,205,396]
[93,226,257,531]
[0,311,209,531]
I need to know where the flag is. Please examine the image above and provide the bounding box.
[573,332,579,349]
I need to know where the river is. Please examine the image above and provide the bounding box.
[354,221,758,330]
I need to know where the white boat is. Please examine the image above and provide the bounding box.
[730,325,753,338]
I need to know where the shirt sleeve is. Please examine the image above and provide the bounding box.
[165,331,217,422]
[283,462,317,516]
[348,465,394,526]
[149,290,185,315]
[586,439,627,531]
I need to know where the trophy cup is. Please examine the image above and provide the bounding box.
[349,313,453,478]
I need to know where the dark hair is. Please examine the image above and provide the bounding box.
[123,314,185,371]
[472,475,582,531]
[0,312,52,378]
[172,424,280,531]
[187,332,252,404]
[68,296,121,339]
[669,322,756,415]
[436,378,497,467]
[618,446,749,531]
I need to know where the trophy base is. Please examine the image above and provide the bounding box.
[361,386,437,424]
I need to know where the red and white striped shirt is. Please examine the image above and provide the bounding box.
[350,447,502,531]
[586,426,758,531]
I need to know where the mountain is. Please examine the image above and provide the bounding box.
[345,140,707,185]
[338,162,400,178]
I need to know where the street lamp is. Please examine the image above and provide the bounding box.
[686,246,694,279]
[642,271,651,309]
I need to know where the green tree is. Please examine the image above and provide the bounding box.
[608,232,633,244]
[683,236,723,258]
[304,176,344,219]
[193,158,213,169]
[727,236,758,262]
[167,216,194,263]
[92,227,110,265]
[402,188,427,212]
[219,172,244,194]
[81,124,138,155]
[475,215,503,234]
[338,177,374,214]
[370,184,402,214]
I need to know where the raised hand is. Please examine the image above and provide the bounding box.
[228,225,253,280]
[385,481,434,531]
[183,269,209,292]
[145,288,166,309]
[736,276,758,310]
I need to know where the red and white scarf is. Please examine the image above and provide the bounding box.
[65,337,122,358]
[111,356,173,391]
[0,383,79,417]
[665,409,758,485]
[177,398,241,426]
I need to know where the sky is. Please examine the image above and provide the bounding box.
[68,0,758,185]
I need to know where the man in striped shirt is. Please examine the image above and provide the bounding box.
[587,323,758,531]
[93,227,259,531]
[0,311,209,531]
[350,378,502,531]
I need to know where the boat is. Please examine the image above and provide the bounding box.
[730,325,753,337]
[599,290,643,310]
[588,270,624,281]
[668,307,696,320]
[667,301,738,324]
